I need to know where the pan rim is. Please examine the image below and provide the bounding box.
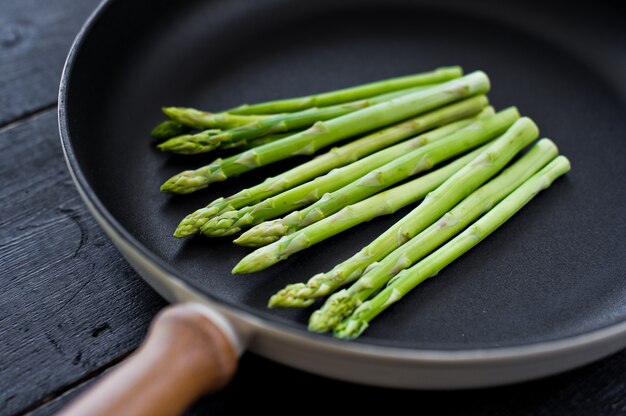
[58,0,626,377]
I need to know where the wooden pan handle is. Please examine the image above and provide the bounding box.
[60,303,239,416]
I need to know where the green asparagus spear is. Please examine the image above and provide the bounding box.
[160,71,490,194]
[306,139,557,330]
[175,98,491,237]
[156,68,461,137]
[334,156,571,339]
[232,117,537,274]
[161,108,273,130]
[227,67,463,115]
[272,117,539,300]
[204,107,517,239]
[150,120,190,140]
[220,131,301,151]
[158,87,426,154]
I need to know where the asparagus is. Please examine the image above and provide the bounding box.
[161,107,273,130]
[175,98,491,237]
[306,139,557,330]
[202,107,517,238]
[150,120,190,140]
[158,87,425,154]
[157,68,459,135]
[233,117,537,274]
[271,117,538,300]
[220,131,301,151]
[227,67,463,115]
[236,145,486,253]
[235,105,518,248]
[160,71,490,194]
[334,156,571,339]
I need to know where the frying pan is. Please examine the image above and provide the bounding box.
[58,0,626,413]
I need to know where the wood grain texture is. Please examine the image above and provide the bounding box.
[0,0,102,126]
[0,111,166,415]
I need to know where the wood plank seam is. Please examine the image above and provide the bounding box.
[0,103,57,134]
[14,350,134,416]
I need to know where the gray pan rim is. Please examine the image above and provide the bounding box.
[58,0,626,388]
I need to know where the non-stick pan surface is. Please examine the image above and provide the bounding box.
[60,0,626,381]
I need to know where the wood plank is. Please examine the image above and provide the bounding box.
[0,110,166,415]
[30,349,626,415]
[0,0,101,126]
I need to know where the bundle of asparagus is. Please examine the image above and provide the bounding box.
[154,67,570,340]
[175,97,491,237]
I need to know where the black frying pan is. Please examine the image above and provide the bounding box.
[58,0,626,412]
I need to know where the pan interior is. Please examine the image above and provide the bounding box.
[65,0,626,350]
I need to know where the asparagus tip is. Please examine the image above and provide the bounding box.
[234,220,288,247]
[231,258,257,274]
[333,318,369,339]
[160,171,204,194]
[174,207,223,238]
[233,244,279,274]
[267,289,315,308]
[199,211,245,237]
[173,227,194,238]
[307,290,360,332]
[150,120,187,140]
[161,106,181,119]
[158,134,221,154]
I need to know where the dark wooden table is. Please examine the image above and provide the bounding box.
[1,1,625,415]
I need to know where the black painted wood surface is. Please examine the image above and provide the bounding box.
[0,0,625,415]
[0,0,104,126]
[0,111,166,414]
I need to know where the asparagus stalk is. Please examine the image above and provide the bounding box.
[272,117,539,300]
[235,105,519,248]
[202,107,517,238]
[160,71,490,194]
[161,107,273,130]
[150,120,190,140]
[175,98,491,237]
[306,139,557,330]
[334,156,571,339]
[232,117,537,274]
[156,69,454,136]
[220,131,301,151]
[227,66,463,115]
[158,87,425,154]
[236,145,485,252]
